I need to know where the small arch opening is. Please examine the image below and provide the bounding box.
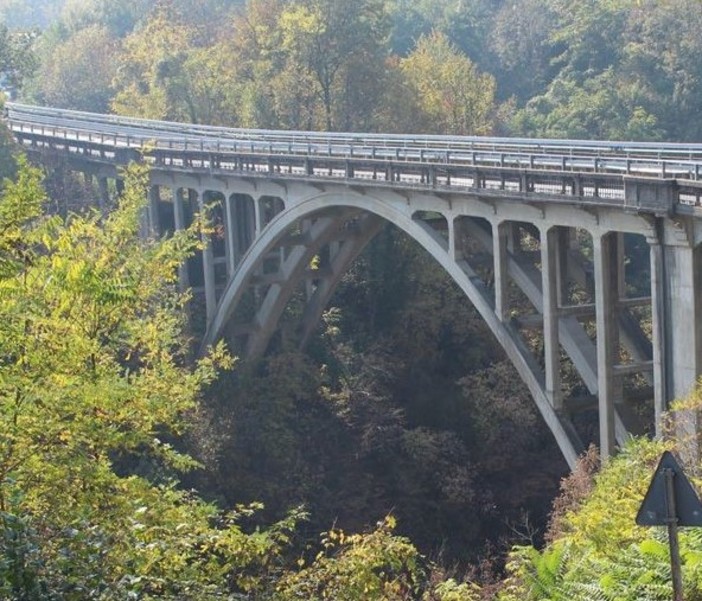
[259,196,285,229]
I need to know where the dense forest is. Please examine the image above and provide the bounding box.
[2,0,702,599]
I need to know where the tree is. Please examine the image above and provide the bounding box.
[385,0,497,68]
[111,7,196,120]
[491,0,559,103]
[60,0,152,37]
[401,31,496,135]
[0,159,306,597]
[31,25,118,112]
[274,517,424,600]
[0,0,66,30]
[0,25,37,95]
[277,0,389,131]
[619,0,702,141]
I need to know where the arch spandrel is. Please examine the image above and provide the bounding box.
[202,188,584,468]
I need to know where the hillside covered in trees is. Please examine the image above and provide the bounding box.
[10,0,702,142]
[2,0,702,599]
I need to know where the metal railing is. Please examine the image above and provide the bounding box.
[6,102,702,210]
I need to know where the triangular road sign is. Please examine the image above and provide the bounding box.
[636,451,702,527]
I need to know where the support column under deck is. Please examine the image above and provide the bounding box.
[197,190,217,323]
[658,234,702,459]
[98,177,109,211]
[594,232,621,458]
[172,187,190,292]
[493,221,509,322]
[224,195,237,276]
[448,216,456,262]
[147,185,161,235]
[541,226,562,410]
[555,227,571,307]
[663,243,702,400]
[253,194,262,237]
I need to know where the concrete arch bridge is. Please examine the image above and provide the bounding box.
[6,102,702,469]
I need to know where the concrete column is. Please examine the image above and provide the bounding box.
[448,216,456,261]
[542,226,562,410]
[147,185,161,235]
[555,226,571,307]
[172,187,189,292]
[661,239,702,461]
[231,196,245,264]
[247,198,257,246]
[197,190,217,323]
[662,242,702,400]
[616,232,626,301]
[98,177,109,210]
[82,173,95,216]
[594,232,620,458]
[224,195,237,276]
[649,237,666,435]
[493,221,509,321]
[115,178,125,196]
[253,195,262,237]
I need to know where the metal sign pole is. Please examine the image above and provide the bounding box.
[664,468,684,601]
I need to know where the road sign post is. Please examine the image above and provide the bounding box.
[663,467,684,601]
[637,451,702,601]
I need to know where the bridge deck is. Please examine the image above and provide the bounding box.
[6,102,702,215]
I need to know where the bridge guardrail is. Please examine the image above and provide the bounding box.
[10,101,702,161]
[6,103,702,212]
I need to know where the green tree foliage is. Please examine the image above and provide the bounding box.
[277,0,389,130]
[385,0,495,67]
[30,25,118,112]
[490,0,559,103]
[401,31,496,135]
[0,159,316,598]
[0,25,37,94]
[274,517,423,600]
[0,156,446,599]
[111,8,196,120]
[496,405,702,601]
[222,0,391,131]
[0,0,66,30]
[17,0,702,144]
[507,0,702,141]
[60,0,152,37]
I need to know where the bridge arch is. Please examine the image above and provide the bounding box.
[203,188,583,468]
